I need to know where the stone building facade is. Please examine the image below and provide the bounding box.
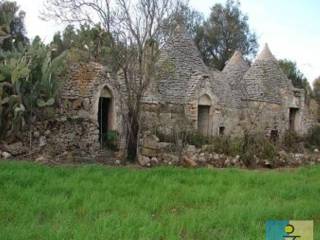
[54,25,316,158]
[139,25,316,139]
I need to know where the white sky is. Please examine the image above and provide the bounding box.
[15,0,320,84]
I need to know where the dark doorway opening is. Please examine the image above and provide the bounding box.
[98,97,111,146]
[198,105,210,136]
[289,108,299,132]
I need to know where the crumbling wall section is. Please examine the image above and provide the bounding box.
[24,62,127,161]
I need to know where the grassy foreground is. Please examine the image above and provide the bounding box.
[0,161,319,240]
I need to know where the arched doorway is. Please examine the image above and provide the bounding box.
[98,86,114,146]
[198,94,211,136]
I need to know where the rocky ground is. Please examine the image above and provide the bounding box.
[1,134,320,169]
[137,134,320,169]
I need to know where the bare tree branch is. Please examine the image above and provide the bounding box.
[43,0,185,160]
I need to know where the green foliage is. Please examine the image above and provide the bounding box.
[162,2,204,38]
[51,24,117,69]
[101,130,119,151]
[0,36,66,140]
[195,0,258,70]
[0,50,29,139]
[185,132,210,148]
[1,161,320,239]
[205,136,242,156]
[278,59,311,97]
[239,133,278,167]
[0,1,28,51]
[305,125,320,150]
[36,98,55,108]
[197,134,277,165]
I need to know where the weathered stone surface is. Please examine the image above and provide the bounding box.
[44,130,50,136]
[1,152,12,159]
[138,155,150,166]
[158,142,171,149]
[6,142,27,156]
[141,147,158,157]
[35,156,48,163]
[182,155,197,167]
[151,157,159,164]
[161,153,179,164]
[78,110,90,119]
[243,44,291,104]
[185,145,196,154]
[143,135,160,150]
[39,136,47,147]
[34,131,40,138]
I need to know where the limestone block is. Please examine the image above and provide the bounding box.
[161,153,179,164]
[141,147,158,157]
[182,155,197,167]
[138,155,150,166]
[1,152,12,159]
[6,142,27,156]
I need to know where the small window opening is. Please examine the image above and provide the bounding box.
[219,126,225,136]
[270,129,279,143]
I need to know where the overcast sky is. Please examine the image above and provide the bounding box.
[15,0,320,84]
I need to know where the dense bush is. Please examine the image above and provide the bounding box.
[0,38,66,141]
[281,130,304,153]
[155,127,278,165]
[204,136,242,156]
[240,133,278,167]
[185,132,210,148]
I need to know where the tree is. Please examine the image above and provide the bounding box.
[43,0,183,160]
[278,59,312,96]
[195,0,258,70]
[162,2,203,39]
[42,0,114,32]
[278,59,307,88]
[0,1,28,51]
[51,24,115,66]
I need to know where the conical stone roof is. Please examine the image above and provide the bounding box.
[222,51,249,105]
[157,25,236,108]
[158,24,209,103]
[242,44,292,103]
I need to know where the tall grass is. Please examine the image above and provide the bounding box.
[0,161,319,239]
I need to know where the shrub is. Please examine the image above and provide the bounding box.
[305,125,320,150]
[281,130,303,153]
[205,136,242,156]
[102,130,119,151]
[155,131,175,143]
[240,133,277,167]
[185,132,210,148]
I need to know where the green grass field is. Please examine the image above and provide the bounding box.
[0,161,319,240]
